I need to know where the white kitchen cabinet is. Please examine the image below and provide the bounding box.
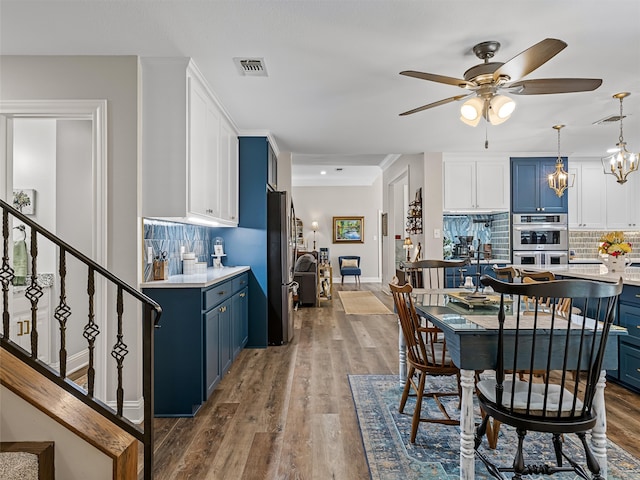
[443,157,509,212]
[141,57,239,226]
[605,170,639,229]
[568,161,606,230]
[219,117,239,223]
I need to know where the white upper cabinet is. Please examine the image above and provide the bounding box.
[568,160,606,230]
[443,155,509,212]
[605,168,639,229]
[141,58,239,226]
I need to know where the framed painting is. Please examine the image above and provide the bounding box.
[13,189,35,215]
[333,216,364,244]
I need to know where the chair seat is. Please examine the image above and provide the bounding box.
[477,379,583,417]
[423,338,452,365]
[341,267,361,275]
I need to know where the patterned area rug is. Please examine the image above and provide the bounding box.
[348,374,640,480]
[338,291,394,315]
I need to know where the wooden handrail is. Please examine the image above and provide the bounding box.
[1,198,161,480]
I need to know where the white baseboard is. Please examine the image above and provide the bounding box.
[332,276,381,284]
[107,397,144,425]
[49,348,89,375]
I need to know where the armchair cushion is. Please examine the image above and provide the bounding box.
[341,259,358,268]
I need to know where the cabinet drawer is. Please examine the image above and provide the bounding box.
[204,281,232,310]
[619,342,640,391]
[619,303,640,345]
[232,273,248,293]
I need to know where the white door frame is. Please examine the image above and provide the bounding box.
[1,99,108,399]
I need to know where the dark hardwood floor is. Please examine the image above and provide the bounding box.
[148,282,640,479]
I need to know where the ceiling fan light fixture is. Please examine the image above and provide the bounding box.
[601,92,639,184]
[487,94,515,125]
[460,97,483,126]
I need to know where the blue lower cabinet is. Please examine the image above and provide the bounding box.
[144,271,249,417]
[611,287,640,392]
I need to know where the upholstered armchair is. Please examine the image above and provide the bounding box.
[293,253,318,306]
[338,255,361,285]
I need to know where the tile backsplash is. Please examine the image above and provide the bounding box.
[569,230,640,259]
[443,212,510,260]
[143,219,219,281]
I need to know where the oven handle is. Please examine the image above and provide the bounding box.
[513,225,568,231]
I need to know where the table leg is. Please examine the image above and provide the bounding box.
[591,370,608,478]
[459,369,475,480]
[398,321,406,386]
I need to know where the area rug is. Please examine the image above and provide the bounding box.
[348,374,640,480]
[338,291,394,315]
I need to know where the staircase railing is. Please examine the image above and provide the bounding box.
[0,198,162,480]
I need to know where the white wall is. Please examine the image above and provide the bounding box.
[292,175,383,282]
[1,56,142,418]
[13,118,57,273]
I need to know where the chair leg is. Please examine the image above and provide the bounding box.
[399,366,414,413]
[552,433,563,466]
[341,276,344,285]
[577,432,603,479]
[513,428,527,477]
[410,371,427,443]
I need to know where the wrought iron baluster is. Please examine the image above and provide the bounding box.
[1,210,15,338]
[111,286,128,416]
[54,248,71,378]
[25,228,43,358]
[83,266,99,396]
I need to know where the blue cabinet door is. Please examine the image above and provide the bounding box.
[204,307,221,400]
[231,287,249,359]
[511,157,568,213]
[219,299,233,377]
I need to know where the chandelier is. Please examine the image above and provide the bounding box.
[601,92,638,184]
[547,124,574,197]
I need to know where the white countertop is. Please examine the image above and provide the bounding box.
[140,266,250,289]
[515,264,640,287]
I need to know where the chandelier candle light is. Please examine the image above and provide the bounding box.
[601,92,638,184]
[548,124,574,197]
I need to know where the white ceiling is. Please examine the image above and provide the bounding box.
[2,1,639,186]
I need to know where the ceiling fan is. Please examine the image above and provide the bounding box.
[399,38,602,126]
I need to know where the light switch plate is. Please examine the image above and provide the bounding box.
[147,247,153,264]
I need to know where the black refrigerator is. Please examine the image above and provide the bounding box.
[267,190,294,345]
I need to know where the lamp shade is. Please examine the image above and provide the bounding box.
[460,97,484,127]
[311,221,319,231]
[487,95,515,125]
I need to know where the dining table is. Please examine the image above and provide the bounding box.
[396,287,626,480]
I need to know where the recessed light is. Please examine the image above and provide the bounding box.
[320,170,327,175]
[336,168,343,171]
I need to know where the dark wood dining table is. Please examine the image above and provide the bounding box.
[395,287,626,480]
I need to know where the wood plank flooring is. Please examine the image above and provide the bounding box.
[148,282,640,479]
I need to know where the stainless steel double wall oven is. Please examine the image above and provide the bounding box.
[511,213,569,266]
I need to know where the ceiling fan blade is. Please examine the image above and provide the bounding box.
[506,78,603,95]
[399,94,471,116]
[493,38,567,82]
[400,70,475,89]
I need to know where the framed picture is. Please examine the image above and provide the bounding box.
[13,189,35,215]
[214,244,224,256]
[333,216,364,244]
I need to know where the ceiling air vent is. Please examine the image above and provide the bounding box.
[593,114,625,125]
[233,58,268,77]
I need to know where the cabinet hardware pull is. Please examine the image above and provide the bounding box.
[219,291,225,295]
[24,320,30,335]
[240,293,246,297]
[18,320,24,336]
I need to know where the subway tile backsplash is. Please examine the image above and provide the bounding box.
[569,230,640,259]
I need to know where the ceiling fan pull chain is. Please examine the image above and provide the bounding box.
[485,123,489,149]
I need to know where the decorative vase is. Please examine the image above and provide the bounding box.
[603,255,628,273]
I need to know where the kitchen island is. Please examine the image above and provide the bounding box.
[508,263,640,393]
[142,266,250,416]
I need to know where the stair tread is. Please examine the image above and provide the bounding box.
[0,348,135,459]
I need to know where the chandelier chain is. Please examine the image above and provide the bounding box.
[618,95,625,144]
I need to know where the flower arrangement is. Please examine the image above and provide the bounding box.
[598,231,632,257]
